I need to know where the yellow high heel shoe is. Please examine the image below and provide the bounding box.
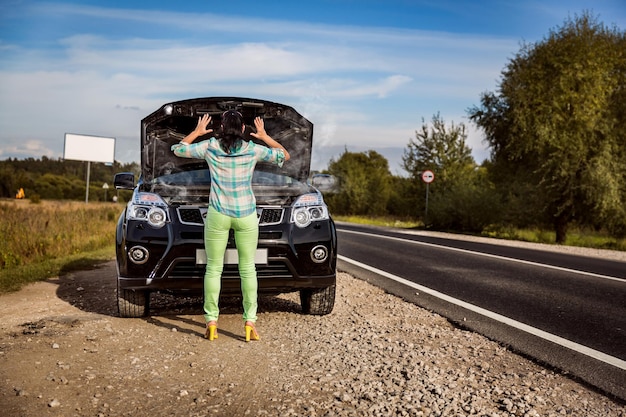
[205,321,218,341]
[244,321,259,342]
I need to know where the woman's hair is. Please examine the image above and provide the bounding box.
[219,110,245,154]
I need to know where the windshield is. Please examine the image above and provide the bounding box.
[143,168,312,205]
[149,169,300,187]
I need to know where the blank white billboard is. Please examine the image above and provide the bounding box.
[64,133,115,163]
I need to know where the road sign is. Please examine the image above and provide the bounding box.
[421,170,435,183]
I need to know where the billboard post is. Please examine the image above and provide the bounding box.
[63,133,115,203]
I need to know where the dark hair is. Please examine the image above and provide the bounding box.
[219,110,245,154]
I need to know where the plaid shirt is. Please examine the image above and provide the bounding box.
[171,138,285,218]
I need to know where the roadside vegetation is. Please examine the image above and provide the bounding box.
[0,199,119,293]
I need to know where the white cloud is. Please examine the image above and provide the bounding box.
[0,139,56,159]
[0,3,527,165]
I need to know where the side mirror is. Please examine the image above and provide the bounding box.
[114,172,135,190]
[311,174,337,193]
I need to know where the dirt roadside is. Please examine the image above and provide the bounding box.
[0,261,624,416]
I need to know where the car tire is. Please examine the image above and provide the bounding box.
[118,287,149,318]
[300,285,336,315]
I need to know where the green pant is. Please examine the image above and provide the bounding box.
[203,207,259,323]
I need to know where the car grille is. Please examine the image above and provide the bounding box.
[259,208,284,224]
[168,261,291,279]
[177,207,284,226]
[178,208,204,224]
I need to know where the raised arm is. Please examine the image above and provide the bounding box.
[250,117,291,161]
[181,114,213,144]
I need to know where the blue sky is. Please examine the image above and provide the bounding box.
[1,1,624,174]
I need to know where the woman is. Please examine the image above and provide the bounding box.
[171,110,290,341]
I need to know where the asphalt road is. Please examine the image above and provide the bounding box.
[335,222,626,400]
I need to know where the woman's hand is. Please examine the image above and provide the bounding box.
[251,117,268,140]
[251,117,290,161]
[181,114,212,144]
[194,114,213,136]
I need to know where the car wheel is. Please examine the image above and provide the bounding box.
[118,287,149,318]
[300,285,336,315]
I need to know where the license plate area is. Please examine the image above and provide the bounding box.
[196,248,268,265]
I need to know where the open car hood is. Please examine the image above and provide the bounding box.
[141,97,313,183]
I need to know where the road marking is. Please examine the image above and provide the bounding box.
[338,254,626,371]
[340,229,626,283]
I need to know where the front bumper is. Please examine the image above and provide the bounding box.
[116,213,337,294]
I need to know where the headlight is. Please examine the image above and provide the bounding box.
[290,193,329,228]
[310,207,323,220]
[147,207,167,228]
[132,207,149,219]
[127,192,168,228]
[293,208,311,227]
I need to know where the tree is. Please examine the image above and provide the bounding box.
[402,113,475,189]
[468,12,626,242]
[401,113,496,231]
[325,149,392,216]
[0,157,139,200]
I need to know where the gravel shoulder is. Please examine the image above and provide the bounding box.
[1,259,624,416]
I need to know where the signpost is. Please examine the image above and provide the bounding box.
[103,182,109,202]
[421,170,435,222]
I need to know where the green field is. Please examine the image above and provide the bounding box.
[0,199,119,293]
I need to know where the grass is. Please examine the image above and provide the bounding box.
[0,246,115,293]
[0,199,119,293]
[334,215,422,229]
[481,225,626,251]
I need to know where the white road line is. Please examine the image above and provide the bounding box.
[338,254,626,371]
[340,229,626,283]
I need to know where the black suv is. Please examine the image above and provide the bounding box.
[113,97,337,318]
